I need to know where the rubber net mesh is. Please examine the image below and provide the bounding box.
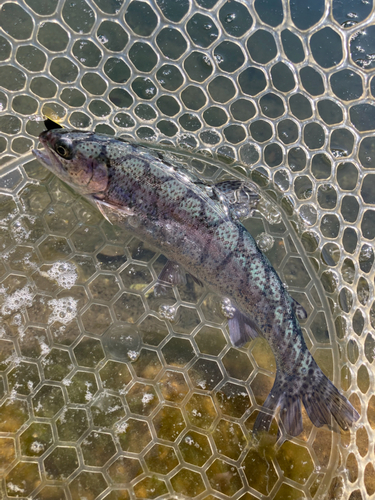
[0,0,374,499]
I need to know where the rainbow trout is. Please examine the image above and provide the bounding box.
[33,127,359,436]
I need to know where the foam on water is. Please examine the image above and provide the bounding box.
[10,215,37,243]
[44,261,78,289]
[0,285,33,316]
[47,297,78,325]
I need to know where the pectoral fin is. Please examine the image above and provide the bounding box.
[95,200,113,224]
[94,197,135,225]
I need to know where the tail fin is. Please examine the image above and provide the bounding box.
[253,367,360,437]
[302,372,360,431]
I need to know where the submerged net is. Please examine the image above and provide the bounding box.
[0,0,374,498]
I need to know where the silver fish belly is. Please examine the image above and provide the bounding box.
[33,128,360,437]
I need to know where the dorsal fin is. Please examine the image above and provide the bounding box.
[290,297,308,320]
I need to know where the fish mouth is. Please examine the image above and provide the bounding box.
[32,131,56,168]
[32,148,53,168]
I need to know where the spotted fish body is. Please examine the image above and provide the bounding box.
[33,129,359,436]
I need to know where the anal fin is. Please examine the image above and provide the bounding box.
[95,200,113,224]
[253,371,303,437]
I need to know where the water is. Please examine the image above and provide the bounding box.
[0,0,374,499]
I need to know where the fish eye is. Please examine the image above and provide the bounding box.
[54,141,73,159]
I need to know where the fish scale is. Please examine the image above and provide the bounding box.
[33,127,360,437]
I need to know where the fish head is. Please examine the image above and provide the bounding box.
[32,129,109,195]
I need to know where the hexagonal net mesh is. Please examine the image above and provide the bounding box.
[0,0,374,498]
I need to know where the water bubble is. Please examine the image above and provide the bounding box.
[274,170,290,191]
[256,232,274,252]
[331,148,348,158]
[30,441,45,453]
[265,208,281,225]
[40,341,50,356]
[225,13,236,23]
[202,55,211,66]
[142,393,154,405]
[357,287,369,305]
[342,265,355,283]
[257,199,282,225]
[342,20,358,28]
[28,114,45,122]
[360,244,373,261]
[299,205,317,226]
[115,421,129,434]
[84,381,95,401]
[7,482,25,494]
[11,313,22,326]
[98,34,108,44]
[185,436,194,445]
[159,304,177,321]
[127,350,139,361]
[232,203,252,220]
[221,298,236,319]
[10,217,34,243]
[102,323,141,361]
